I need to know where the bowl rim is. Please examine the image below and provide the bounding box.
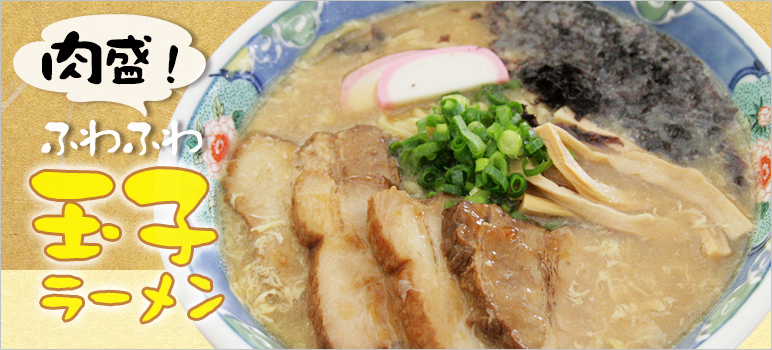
[157,2,772,349]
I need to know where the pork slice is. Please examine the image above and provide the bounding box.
[292,168,338,247]
[293,170,403,348]
[224,133,307,279]
[298,132,337,177]
[368,188,484,349]
[336,125,400,184]
[298,125,399,184]
[223,133,313,342]
[442,200,558,348]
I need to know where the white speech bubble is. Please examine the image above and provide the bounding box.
[13,15,206,116]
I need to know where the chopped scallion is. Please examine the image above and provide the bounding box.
[453,115,486,158]
[475,158,490,172]
[488,90,508,105]
[441,98,465,117]
[441,93,470,107]
[522,156,553,177]
[509,210,528,220]
[393,80,554,216]
[525,136,545,155]
[465,188,490,203]
[482,163,508,191]
[484,139,498,158]
[413,142,441,160]
[480,111,495,127]
[498,130,524,159]
[462,107,481,125]
[436,183,463,196]
[434,123,450,142]
[445,169,465,186]
[487,122,504,142]
[402,133,431,151]
[418,167,442,188]
[489,151,508,175]
[496,105,513,127]
[507,101,524,115]
[416,118,428,135]
[508,173,527,198]
[544,220,563,231]
[450,135,467,152]
[388,141,402,155]
[425,113,443,127]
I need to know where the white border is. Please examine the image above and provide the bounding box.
[156,1,772,349]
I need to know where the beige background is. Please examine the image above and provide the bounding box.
[0,1,769,348]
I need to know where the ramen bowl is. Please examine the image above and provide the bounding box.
[156,2,771,348]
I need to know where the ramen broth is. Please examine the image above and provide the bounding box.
[219,3,752,348]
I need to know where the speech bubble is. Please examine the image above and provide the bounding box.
[13,15,206,116]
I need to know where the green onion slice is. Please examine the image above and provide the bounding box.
[441,93,470,107]
[484,139,498,158]
[445,169,465,186]
[487,122,504,142]
[402,133,431,151]
[418,167,442,188]
[482,163,508,191]
[525,136,545,155]
[509,210,528,220]
[489,151,508,175]
[522,156,553,177]
[434,123,450,142]
[508,173,527,198]
[453,115,486,158]
[465,188,490,203]
[507,101,524,115]
[462,107,481,125]
[416,118,428,135]
[441,98,465,117]
[450,136,467,152]
[425,113,443,127]
[544,219,563,231]
[437,183,463,196]
[475,158,489,172]
[497,129,524,159]
[388,141,402,155]
[413,142,441,160]
[488,91,508,105]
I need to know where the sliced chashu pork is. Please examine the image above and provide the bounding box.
[223,133,314,342]
[292,125,406,348]
[298,124,400,184]
[225,133,302,255]
[368,188,484,349]
[293,170,403,348]
[224,125,401,347]
[442,200,560,349]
